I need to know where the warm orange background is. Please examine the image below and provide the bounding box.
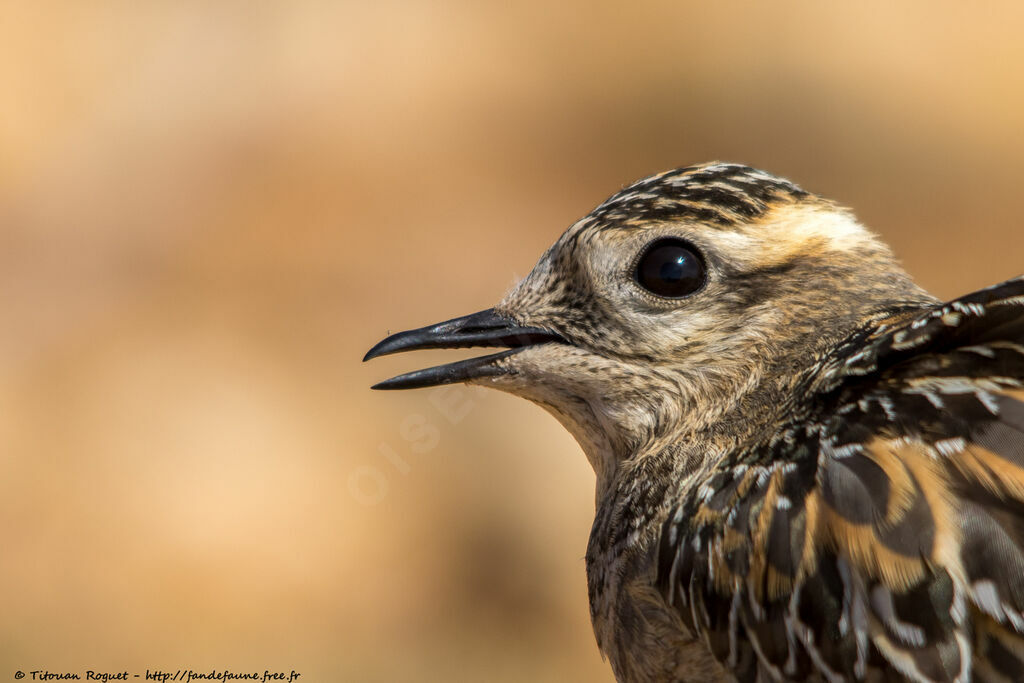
[2,3,1023,681]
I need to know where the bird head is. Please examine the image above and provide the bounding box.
[365,163,933,486]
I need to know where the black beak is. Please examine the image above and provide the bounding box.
[364,308,565,390]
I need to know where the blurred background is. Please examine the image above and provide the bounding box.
[2,2,1024,681]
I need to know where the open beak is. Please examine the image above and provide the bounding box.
[363,308,565,390]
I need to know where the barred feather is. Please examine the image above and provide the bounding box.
[658,277,1024,682]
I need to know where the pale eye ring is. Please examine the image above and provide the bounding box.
[635,238,707,298]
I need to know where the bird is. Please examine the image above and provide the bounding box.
[363,162,1024,682]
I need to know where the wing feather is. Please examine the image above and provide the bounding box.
[658,276,1024,681]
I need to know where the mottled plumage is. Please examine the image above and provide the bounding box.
[365,163,1024,682]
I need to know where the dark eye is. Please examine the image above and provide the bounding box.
[635,238,706,298]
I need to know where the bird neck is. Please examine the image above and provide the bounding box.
[588,297,938,506]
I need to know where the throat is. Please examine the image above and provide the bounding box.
[553,372,768,503]
[593,368,815,502]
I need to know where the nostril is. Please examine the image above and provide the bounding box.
[501,330,566,349]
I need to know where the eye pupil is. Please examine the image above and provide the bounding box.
[636,239,706,298]
[659,255,690,282]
